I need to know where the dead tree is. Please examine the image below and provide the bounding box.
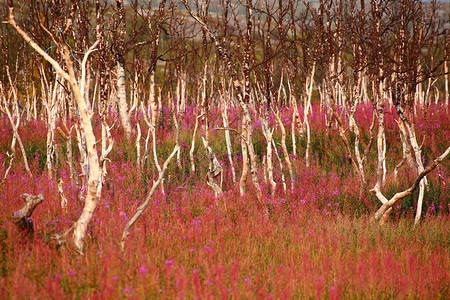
[181,0,263,199]
[0,67,33,178]
[373,146,449,224]
[6,2,102,254]
[113,0,132,139]
[366,0,449,224]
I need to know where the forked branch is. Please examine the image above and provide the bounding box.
[373,146,450,223]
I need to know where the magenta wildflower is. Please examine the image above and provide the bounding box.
[165,260,173,266]
[205,279,213,286]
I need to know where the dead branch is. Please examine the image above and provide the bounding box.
[121,145,180,250]
[373,146,450,223]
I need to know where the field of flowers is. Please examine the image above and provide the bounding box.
[0,103,449,299]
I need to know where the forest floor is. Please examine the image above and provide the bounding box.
[0,103,449,298]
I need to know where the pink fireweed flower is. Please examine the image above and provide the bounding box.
[165,260,174,266]
[205,280,213,286]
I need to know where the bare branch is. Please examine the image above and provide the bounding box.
[373,146,450,221]
[121,145,180,250]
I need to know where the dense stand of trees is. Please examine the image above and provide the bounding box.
[1,0,449,253]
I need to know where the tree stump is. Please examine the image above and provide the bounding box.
[12,194,43,238]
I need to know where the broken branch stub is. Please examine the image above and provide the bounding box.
[201,136,223,196]
[12,194,44,237]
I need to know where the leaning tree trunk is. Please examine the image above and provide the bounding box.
[63,44,102,253]
[373,146,450,224]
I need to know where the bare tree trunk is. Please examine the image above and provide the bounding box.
[42,71,61,180]
[141,102,152,167]
[445,61,449,111]
[7,8,102,253]
[303,63,316,167]
[291,95,300,158]
[243,106,262,199]
[57,122,78,187]
[239,119,249,196]
[261,118,276,196]
[220,96,236,183]
[152,126,165,195]
[115,0,132,139]
[136,122,142,169]
[66,44,102,253]
[2,134,16,180]
[394,90,428,224]
[99,120,114,192]
[404,120,427,224]
[271,139,287,193]
[394,119,415,180]
[189,112,204,174]
[0,82,32,178]
[372,96,387,199]
[373,146,450,224]
[116,61,132,139]
[180,0,261,198]
[149,74,158,128]
[326,77,366,188]
[274,108,295,191]
[172,114,182,169]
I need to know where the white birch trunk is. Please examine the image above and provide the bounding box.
[0,84,32,178]
[117,62,132,139]
[220,98,236,183]
[7,9,102,252]
[304,64,316,167]
[261,119,276,196]
[239,118,249,196]
[274,109,295,191]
